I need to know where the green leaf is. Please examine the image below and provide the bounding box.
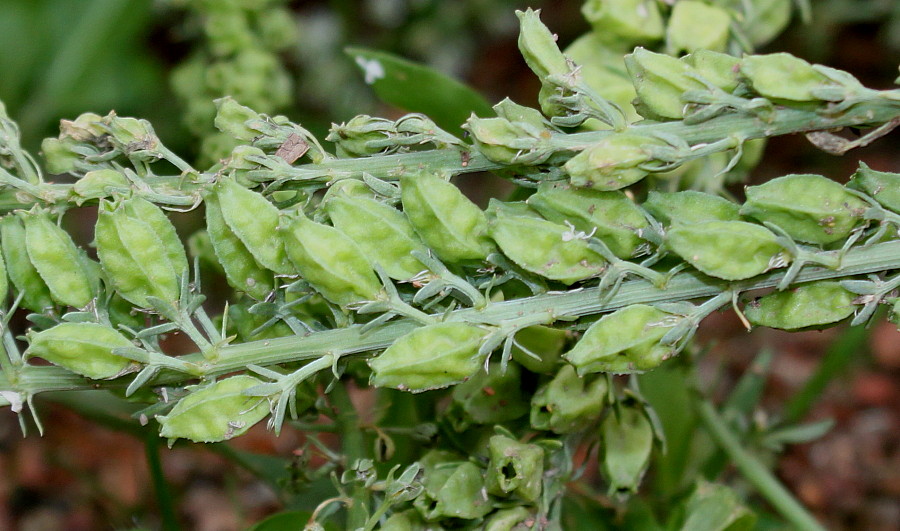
[346,47,493,135]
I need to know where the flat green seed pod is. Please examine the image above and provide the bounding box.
[25,322,135,379]
[565,304,676,374]
[488,200,606,284]
[745,281,856,331]
[600,401,654,495]
[281,212,381,307]
[848,163,900,214]
[741,174,867,245]
[528,182,648,258]
[206,193,274,300]
[23,212,93,308]
[741,53,832,101]
[215,178,294,274]
[667,221,786,280]
[157,375,270,444]
[400,172,494,263]
[510,325,567,374]
[680,50,741,93]
[121,197,189,277]
[95,201,180,307]
[417,461,493,520]
[624,48,704,119]
[369,322,489,393]
[644,190,741,226]
[564,134,666,190]
[450,362,529,425]
[530,364,608,433]
[1,216,54,312]
[485,434,544,502]
[325,190,429,281]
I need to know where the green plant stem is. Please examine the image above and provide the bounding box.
[3,239,899,396]
[695,398,826,531]
[144,433,180,531]
[329,381,370,529]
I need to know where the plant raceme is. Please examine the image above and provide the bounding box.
[0,5,898,529]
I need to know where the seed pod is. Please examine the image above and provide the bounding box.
[449,362,529,427]
[564,34,641,124]
[485,434,544,502]
[644,190,741,226]
[741,53,834,101]
[564,133,667,190]
[205,192,274,300]
[487,200,606,284]
[281,211,381,307]
[157,375,270,444]
[95,198,187,308]
[600,400,655,495]
[224,145,267,187]
[484,507,534,531]
[213,96,262,140]
[528,182,648,258]
[1,215,54,312]
[369,322,489,393]
[681,481,757,531]
[848,163,900,214]
[744,281,856,331]
[101,113,159,157]
[324,181,429,281]
[667,1,731,54]
[415,460,493,520]
[531,364,608,433]
[493,98,548,129]
[516,8,570,80]
[213,178,293,274]
[582,0,664,46]
[464,116,551,165]
[22,210,94,308]
[667,221,786,280]
[400,172,494,263]
[510,325,567,374]
[741,174,868,245]
[681,50,742,94]
[71,169,130,204]
[624,48,704,119]
[327,115,393,157]
[380,509,431,531]
[25,322,136,379]
[565,305,677,375]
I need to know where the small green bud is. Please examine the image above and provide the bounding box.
[281,211,382,307]
[326,115,393,157]
[101,113,159,155]
[582,0,664,46]
[741,174,868,245]
[72,169,130,204]
[40,137,83,175]
[744,281,856,331]
[485,434,544,502]
[516,9,570,80]
[157,375,271,444]
[625,48,705,119]
[531,364,608,433]
[369,322,489,393]
[667,1,732,54]
[492,98,548,129]
[741,53,834,101]
[565,305,677,375]
[667,221,787,280]
[223,144,267,187]
[59,112,106,142]
[25,322,136,380]
[644,190,741,226]
[848,163,900,214]
[599,399,654,495]
[400,172,494,263]
[564,133,667,190]
[528,182,648,258]
[564,33,641,124]
[487,200,607,284]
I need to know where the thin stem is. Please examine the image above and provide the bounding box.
[144,434,180,531]
[696,398,826,531]
[329,381,370,529]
